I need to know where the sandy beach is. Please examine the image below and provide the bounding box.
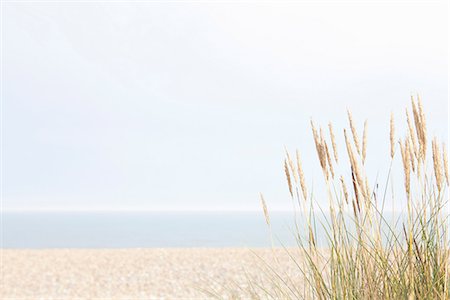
[1,248,302,299]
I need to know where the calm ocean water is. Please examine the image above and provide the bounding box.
[2,211,406,248]
[2,211,301,248]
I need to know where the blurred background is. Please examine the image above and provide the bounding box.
[2,1,448,247]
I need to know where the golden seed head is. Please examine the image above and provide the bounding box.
[443,143,449,186]
[312,123,328,179]
[344,129,353,163]
[321,146,330,180]
[340,176,349,203]
[296,149,308,201]
[324,141,335,179]
[260,193,270,226]
[319,128,328,172]
[406,109,419,160]
[311,121,324,167]
[284,159,293,198]
[347,109,361,155]
[411,96,421,139]
[400,139,411,198]
[390,112,395,159]
[311,119,320,148]
[350,169,361,212]
[362,120,368,164]
[328,122,339,163]
[344,129,365,199]
[285,147,298,184]
[432,137,443,192]
[411,96,426,162]
[418,94,427,158]
[417,156,422,178]
[405,139,411,198]
[364,176,371,203]
[408,138,416,173]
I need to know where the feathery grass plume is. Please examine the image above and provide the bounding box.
[404,139,411,198]
[311,121,328,179]
[417,157,422,178]
[347,109,361,155]
[411,96,427,162]
[324,142,335,179]
[260,193,270,226]
[296,149,308,200]
[343,129,354,166]
[328,122,339,163]
[351,195,359,216]
[284,159,293,198]
[340,176,349,203]
[432,138,443,192]
[319,127,328,169]
[406,109,419,159]
[355,160,367,200]
[411,96,423,175]
[403,111,416,173]
[411,95,421,138]
[285,147,299,184]
[362,119,368,164]
[351,170,361,213]
[344,129,366,198]
[417,94,427,158]
[399,139,409,197]
[443,143,449,185]
[364,175,371,202]
[408,138,416,173]
[311,119,320,148]
[390,112,395,159]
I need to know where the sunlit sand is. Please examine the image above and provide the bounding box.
[1,248,301,298]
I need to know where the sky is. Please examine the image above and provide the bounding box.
[3,1,448,211]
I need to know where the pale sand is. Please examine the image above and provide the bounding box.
[1,248,303,299]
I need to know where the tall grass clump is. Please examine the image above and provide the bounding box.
[256,96,449,299]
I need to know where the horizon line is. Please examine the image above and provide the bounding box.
[1,207,407,213]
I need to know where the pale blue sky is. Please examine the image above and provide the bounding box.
[3,2,448,211]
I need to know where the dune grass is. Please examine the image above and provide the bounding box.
[246,96,449,299]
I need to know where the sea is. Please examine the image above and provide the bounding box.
[2,210,407,248]
[2,211,300,248]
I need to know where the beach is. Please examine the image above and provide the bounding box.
[1,248,302,299]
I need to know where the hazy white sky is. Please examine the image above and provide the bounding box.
[3,2,448,211]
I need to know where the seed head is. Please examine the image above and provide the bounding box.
[324,142,334,179]
[362,120,368,164]
[340,176,349,203]
[417,94,427,158]
[296,149,308,201]
[347,109,361,155]
[260,193,270,226]
[443,143,449,186]
[390,112,395,159]
[328,122,339,163]
[285,147,298,184]
[284,159,293,198]
[400,139,411,198]
[432,138,443,192]
[406,109,419,160]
